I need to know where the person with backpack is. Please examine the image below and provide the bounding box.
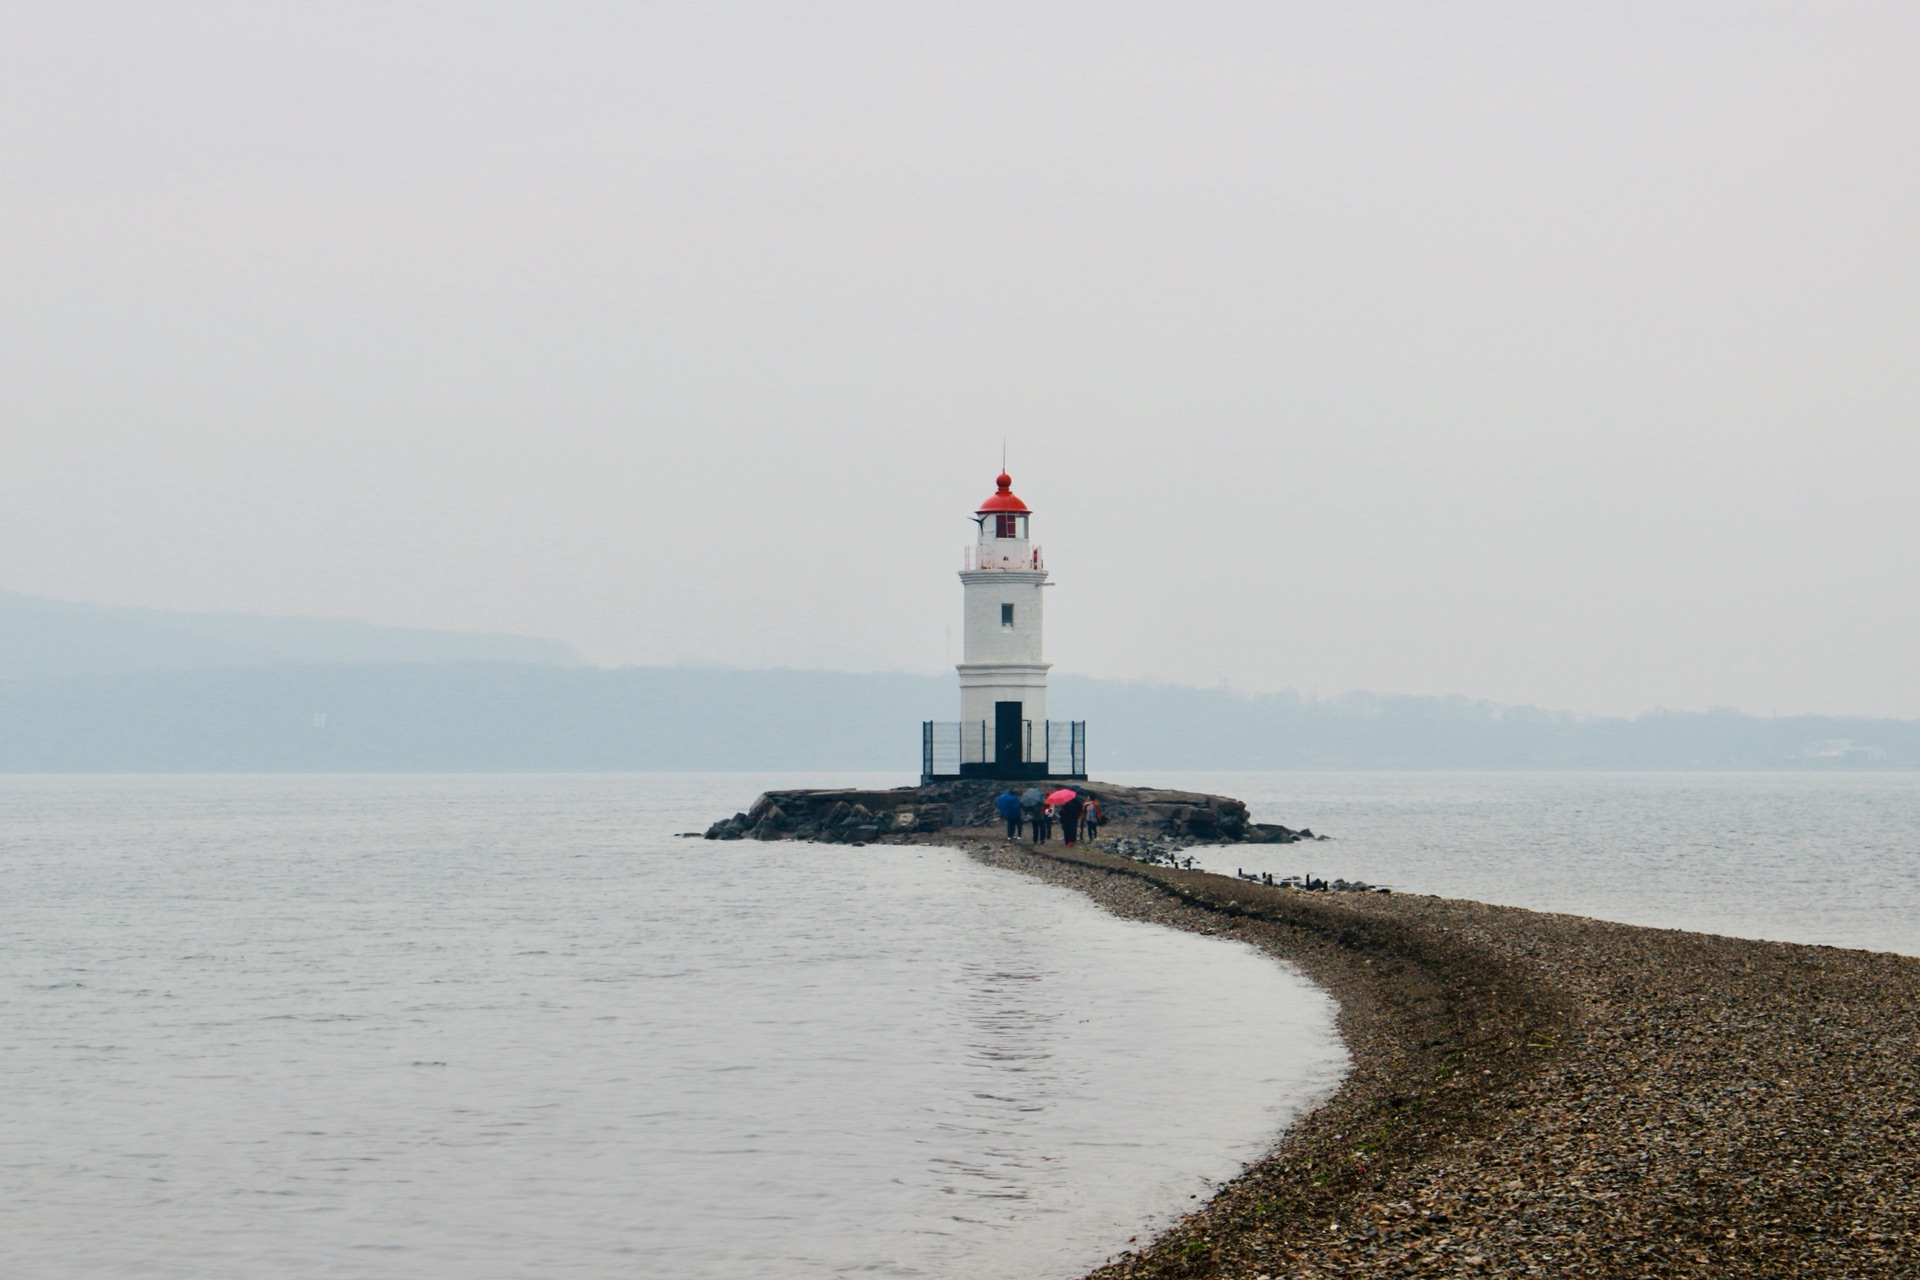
[995,788,1023,840]
[1082,795,1103,841]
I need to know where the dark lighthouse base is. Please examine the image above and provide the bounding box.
[928,761,1088,784]
[921,720,1087,787]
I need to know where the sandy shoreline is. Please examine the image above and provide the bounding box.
[964,840,1919,1279]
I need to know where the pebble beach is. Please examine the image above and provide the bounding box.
[970,839,1919,1279]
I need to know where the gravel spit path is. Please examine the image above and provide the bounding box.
[966,840,1920,1280]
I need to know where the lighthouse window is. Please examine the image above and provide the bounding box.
[1001,604,1015,627]
[995,513,1020,539]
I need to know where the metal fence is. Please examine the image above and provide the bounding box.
[921,720,1086,780]
[1052,720,1087,776]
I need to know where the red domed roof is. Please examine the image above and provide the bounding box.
[977,471,1029,513]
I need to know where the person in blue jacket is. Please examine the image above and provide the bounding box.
[995,789,1023,840]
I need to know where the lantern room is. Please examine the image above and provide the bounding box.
[969,472,1043,572]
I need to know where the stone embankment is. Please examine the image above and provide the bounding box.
[700,778,1320,846]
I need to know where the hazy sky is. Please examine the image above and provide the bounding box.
[3,2,1916,717]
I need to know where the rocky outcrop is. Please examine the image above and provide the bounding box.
[702,787,953,843]
[700,779,1320,845]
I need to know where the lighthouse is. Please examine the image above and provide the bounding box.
[921,471,1086,782]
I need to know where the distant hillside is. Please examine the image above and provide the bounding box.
[1059,679,1920,770]
[0,662,1915,772]
[0,664,933,772]
[0,590,584,680]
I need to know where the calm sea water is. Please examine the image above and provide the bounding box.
[1117,771,1920,957]
[10,770,1912,1279]
[0,774,1344,1280]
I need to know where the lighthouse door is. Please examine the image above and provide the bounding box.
[994,702,1025,769]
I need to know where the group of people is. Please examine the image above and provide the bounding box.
[994,786,1102,847]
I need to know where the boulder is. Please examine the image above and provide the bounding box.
[1179,808,1220,838]
[703,812,751,840]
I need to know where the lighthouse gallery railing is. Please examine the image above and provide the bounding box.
[961,546,1045,571]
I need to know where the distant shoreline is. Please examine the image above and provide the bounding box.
[5,647,1920,771]
[966,839,1919,1279]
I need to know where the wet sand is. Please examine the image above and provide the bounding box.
[965,839,1920,1279]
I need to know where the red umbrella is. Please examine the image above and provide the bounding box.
[1047,788,1078,806]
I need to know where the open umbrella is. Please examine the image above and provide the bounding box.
[1046,788,1078,806]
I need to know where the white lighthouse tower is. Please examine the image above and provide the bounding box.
[921,471,1085,782]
